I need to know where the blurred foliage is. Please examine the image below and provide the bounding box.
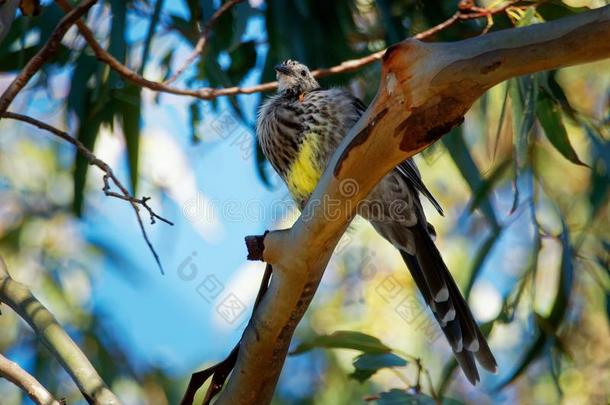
[0,0,609,404]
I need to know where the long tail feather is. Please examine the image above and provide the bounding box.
[399,224,497,384]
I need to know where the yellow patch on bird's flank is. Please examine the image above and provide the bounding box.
[286,133,322,200]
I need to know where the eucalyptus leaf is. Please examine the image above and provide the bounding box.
[536,89,587,167]
[349,353,407,382]
[290,331,392,355]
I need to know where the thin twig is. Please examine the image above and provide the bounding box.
[165,0,245,84]
[0,353,61,405]
[0,111,173,274]
[55,0,516,101]
[0,257,121,404]
[180,264,273,405]
[0,0,97,114]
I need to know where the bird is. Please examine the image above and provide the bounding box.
[256,59,497,385]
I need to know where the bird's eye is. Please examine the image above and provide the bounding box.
[300,70,306,77]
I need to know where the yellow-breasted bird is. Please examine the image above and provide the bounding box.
[256,59,497,384]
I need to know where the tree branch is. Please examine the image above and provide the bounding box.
[0,257,121,404]
[207,6,610,404]
[0,0,97,114]
[0,352,61,405]
[0,112,173,274]
[164,0,245,84]
[57,0,515,101]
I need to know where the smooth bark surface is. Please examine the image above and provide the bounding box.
[216,6,610,404]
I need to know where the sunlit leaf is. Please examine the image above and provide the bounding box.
[290,331,392,355]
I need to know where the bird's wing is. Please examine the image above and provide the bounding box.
[348,93,444,216]
[395,160,444,216]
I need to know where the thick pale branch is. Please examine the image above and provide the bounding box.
[215,6,610,404]
[0,353,61,405]
[0,257,121,404]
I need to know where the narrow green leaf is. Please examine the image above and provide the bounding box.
[585,126,610,217]
[378,389,435,405]
[108,0,127,88]
[495,333,547,390]
[510,76,537,172]
[349,353,407,383]
[547,220,574,327]
[290,331,392,355]
[442,127,499,228]
[139,0,165,75]
[544,70,577,120]
[537,1,590,21]
[189,101,202,143]
[536,89,587,167]
[509,76,537,213]
[226,40,257,84]
[464,227,504,300]
[73,111,102,215]
[116,84,142,195]
[377,389,462,405]
[466,158,512,215]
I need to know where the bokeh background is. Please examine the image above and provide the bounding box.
[0,0,608,404]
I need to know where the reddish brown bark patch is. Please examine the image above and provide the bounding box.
[481,60,502,74]
[333,108,389,177]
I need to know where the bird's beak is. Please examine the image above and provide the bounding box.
[274,64,291,75]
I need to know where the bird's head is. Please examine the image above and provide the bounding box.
[274,60,319,95]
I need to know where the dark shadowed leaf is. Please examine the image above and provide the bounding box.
[116,84,142,194]
[464,226,504,299]
[442,127,499,228]
[290,331,392,355]
[190,101,202,143]
[349,353,407,382]
[547,220,574,327]
[227,40,257,84]
[377,390,435,405]
[585,126,610,217]
[466,158,512,215]
[377,389,462,405]
[139,0,165,75]
[508,76,537,213]
[537,1,590,21]
[495,333,547,390]
[536,89,587,167]
[544,70,577,120]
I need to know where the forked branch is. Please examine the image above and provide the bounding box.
[204,6,609,405]
[0,257,121,404]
